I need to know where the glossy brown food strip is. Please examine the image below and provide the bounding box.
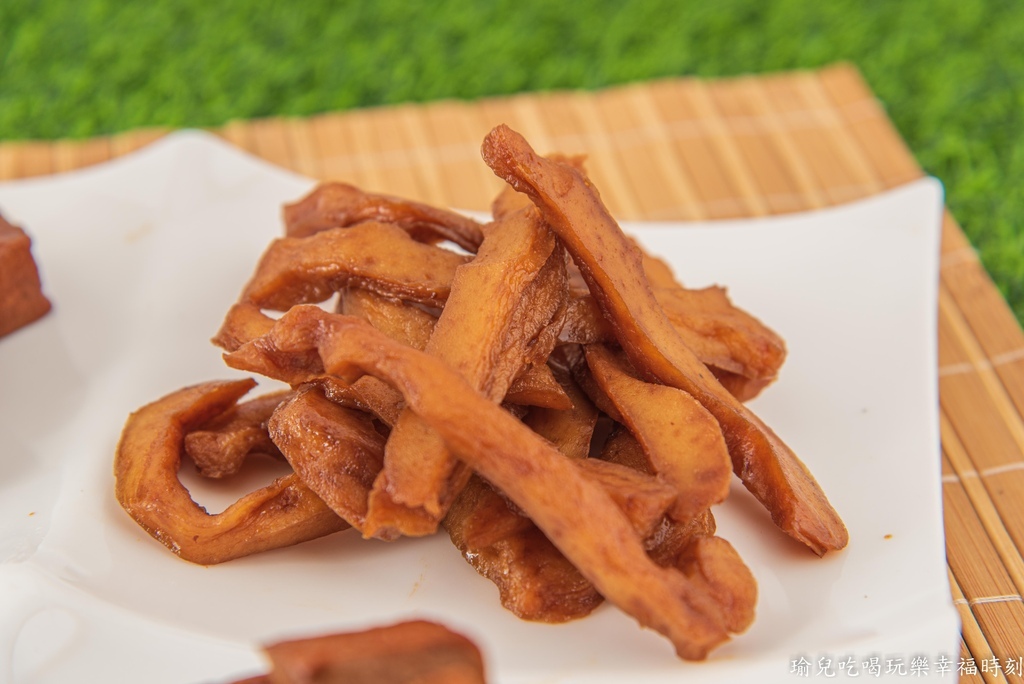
[445,475,603,623]
[445,458,676,622]
[0,214,51,338]
[490,153,586,221]
[241,222,469,311]
[560,288,784,400]
[341,287,570,411]
[284,181,485,252]
[636,224,785,384]
[268,386,386,532]
[455,452,675,552]
[184,390,290,478]
[673,535,757,634]
[340,287,437,351]
[710,367,773,403]
[225,308,742,659]
[213,302,277,353]
[496,149,782,400]
[366,207,567,536]
[575,458,678,540]
[481,124,847,556]
[522,362,598,462]
[263,620,487,684]
[113,379,347,565]
[504,364,572,410]
[656,285,786,386]
[584,344,731,522]
[213,302,404,429]
[598,424,654,473]
[599,430,756,632]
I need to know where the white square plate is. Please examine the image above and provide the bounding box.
[0,131,958,682]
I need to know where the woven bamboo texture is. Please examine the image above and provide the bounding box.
[2,63,1021,681]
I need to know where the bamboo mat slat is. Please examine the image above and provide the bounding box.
[3,63,1023,680]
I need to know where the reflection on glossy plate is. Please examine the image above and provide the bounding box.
[0,131,958,683]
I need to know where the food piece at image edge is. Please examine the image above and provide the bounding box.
[226,620,488,684]
[480,124,848,557]
[0,213,52,338]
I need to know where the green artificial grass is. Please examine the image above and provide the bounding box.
[1,0,1022,321]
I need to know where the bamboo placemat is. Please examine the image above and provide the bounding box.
[2,63,1022,681]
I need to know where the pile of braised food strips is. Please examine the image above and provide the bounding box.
[114,124,848,662]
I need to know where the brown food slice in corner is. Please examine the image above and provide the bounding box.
[253,620,487,684]
[480,124,848,556]
[0,214,52,338]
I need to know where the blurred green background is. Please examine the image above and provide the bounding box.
[1,0,1022,320]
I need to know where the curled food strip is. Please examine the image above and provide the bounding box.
[214,295,568,428]
[113,379,347,565]
[481,124,848,556]
[242,222,469,311]
[184,389,290,478]
[284,181,485,252]
[224,306,745,660]
[212,302,406,429]
[212,302,276,353]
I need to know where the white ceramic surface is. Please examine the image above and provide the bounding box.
[0,131,958,683]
